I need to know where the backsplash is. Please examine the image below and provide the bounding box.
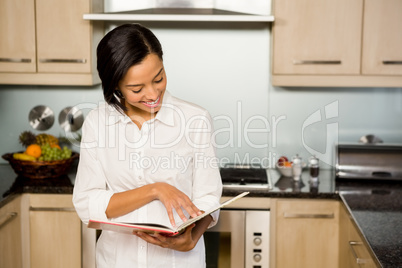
[1,25,402,168]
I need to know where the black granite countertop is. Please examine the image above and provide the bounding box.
[223,169,401,268]
[338,180,402,268]
[223,168,339,199]
[1,164,400,267]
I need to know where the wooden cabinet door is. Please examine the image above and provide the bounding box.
[274,199,339,268]
[338,204,350,268]
[35,0,92,73]
[362,0,402,75]
[347,219,377,268]
[339,204,378,268]
[29,194,81,268]
[272,0,363,75]
[0,196,22,268]
[0,0,36,73]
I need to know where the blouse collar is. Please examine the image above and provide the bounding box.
[105,90,174,127]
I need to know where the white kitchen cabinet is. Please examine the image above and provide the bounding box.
[272,0,402,87]
[0,195,23,268]
[0,0,103,86]
[271,199,340,268]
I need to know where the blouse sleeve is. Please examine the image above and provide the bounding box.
[72,110,114,225]
[189,110,223,228]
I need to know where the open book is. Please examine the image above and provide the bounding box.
[88,191,249,236]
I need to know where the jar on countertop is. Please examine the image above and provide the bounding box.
[309,155,319,179]
[292,154,302,181]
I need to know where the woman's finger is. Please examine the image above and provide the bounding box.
[171,194,201,219]
[181,202,202,218]
[164,204,176,227]
[172,203,189,223]
[135,232,164,246]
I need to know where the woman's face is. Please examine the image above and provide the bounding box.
[118,53,167,121]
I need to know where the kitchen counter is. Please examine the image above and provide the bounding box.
[338,180,402,268]
[1,164,401,267]
[223,169,339,199]
[0,164,75,207]
[223,169,401,268]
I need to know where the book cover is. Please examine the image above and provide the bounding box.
[88,191,249,236]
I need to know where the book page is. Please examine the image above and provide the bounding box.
[175,191,250,232]
[88,191,249,236]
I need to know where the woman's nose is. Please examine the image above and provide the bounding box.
[145,86,159,100]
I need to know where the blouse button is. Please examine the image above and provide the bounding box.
[139,176,143,180]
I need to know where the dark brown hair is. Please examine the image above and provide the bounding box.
[96,24,163,112]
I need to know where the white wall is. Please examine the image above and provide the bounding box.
[147,23,271,166]
[269,86,402,168]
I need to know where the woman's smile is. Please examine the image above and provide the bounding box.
[118,53,167,122]
[142,96,161,108]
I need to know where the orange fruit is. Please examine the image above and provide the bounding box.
[51,144,61,150]
[283,161,292,167]
[25,144,42,158]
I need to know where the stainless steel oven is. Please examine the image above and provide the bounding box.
[203,164,271,268]
[204,209,270,268]
[336,143,402,181]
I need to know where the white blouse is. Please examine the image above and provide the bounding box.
[73,91,223,268]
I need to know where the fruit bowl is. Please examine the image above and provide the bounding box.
[276,162,307,177]
[2,152,79,179]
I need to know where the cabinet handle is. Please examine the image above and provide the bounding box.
[382,60,402,65]
[0,58,32,63]
[39,59,87,63]
[349,241,368,264]
[30,207,76,212]
[0,212,18,230]
[293,60,342,65]
[283,213,334,218]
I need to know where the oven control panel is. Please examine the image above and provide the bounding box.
[245,210,270,268]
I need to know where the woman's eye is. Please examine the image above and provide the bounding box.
[155,77,163,83]
[131,89,142,93]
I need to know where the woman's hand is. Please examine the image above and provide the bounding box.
[134,224,198,252]
[105,182,201,224]
[152,182,202,227]
[134,214,213,252]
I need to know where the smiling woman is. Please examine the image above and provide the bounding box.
[72,23,223,268]
[97,23,164,114]
[118,54,167,127]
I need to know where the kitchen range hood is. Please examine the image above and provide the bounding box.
[84,8,274,22]
[83,1,274,23]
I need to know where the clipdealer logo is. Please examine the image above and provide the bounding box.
[64,100,339,168]
[301,101,339,166]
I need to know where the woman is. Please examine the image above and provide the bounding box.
[73,24,222,267]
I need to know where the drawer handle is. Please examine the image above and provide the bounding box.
[382,60,402,65]
[30,207,76,212]
[349,241,368,264]
[0,57,32,63]
[0,212,18,229]
[284,213,334,218]
[293,60,342,65]
[372,171,391,177]
[39,58,87,63]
